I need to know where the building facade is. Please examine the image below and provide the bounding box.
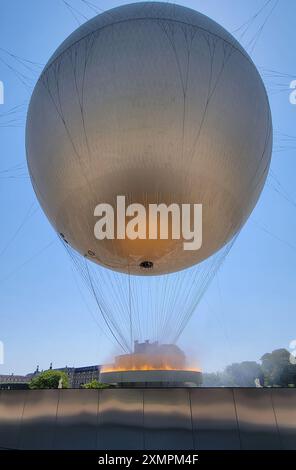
[0,364,101,389]
[57,365,101,388]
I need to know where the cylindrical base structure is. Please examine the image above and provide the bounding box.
[99,369,202,387]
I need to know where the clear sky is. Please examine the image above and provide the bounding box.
[0,0,295,375]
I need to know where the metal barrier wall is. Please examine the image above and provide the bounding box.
[144,389,193,450]
[0,388,295,450]
[97,389,144,450]
[191,388,240,450]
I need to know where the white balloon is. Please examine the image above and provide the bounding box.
[26,2,272,275]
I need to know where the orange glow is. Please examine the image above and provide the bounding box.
[101,345,201,374]
[101,363,201,373]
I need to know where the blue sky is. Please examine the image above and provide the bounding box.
[0,0,295,375]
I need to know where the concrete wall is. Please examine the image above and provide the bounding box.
[0,388,295,450]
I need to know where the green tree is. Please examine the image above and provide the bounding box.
[261,349,296,386]
[202,372,223,387]
[82,380,109,389]
[29,370,69,389]
[223,361,263,387]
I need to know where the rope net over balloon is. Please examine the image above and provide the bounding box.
[61,236,236,352]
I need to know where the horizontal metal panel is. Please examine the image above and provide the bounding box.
[144,389,193,450]
[0,391,26,449]
[54,389,98,450]
[19,390,59,450]
[190,388,240,450]
[97,389,144,450]
[272,388,296,450]
[234,388,281,450]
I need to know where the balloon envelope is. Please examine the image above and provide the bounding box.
[26,2,272,275]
